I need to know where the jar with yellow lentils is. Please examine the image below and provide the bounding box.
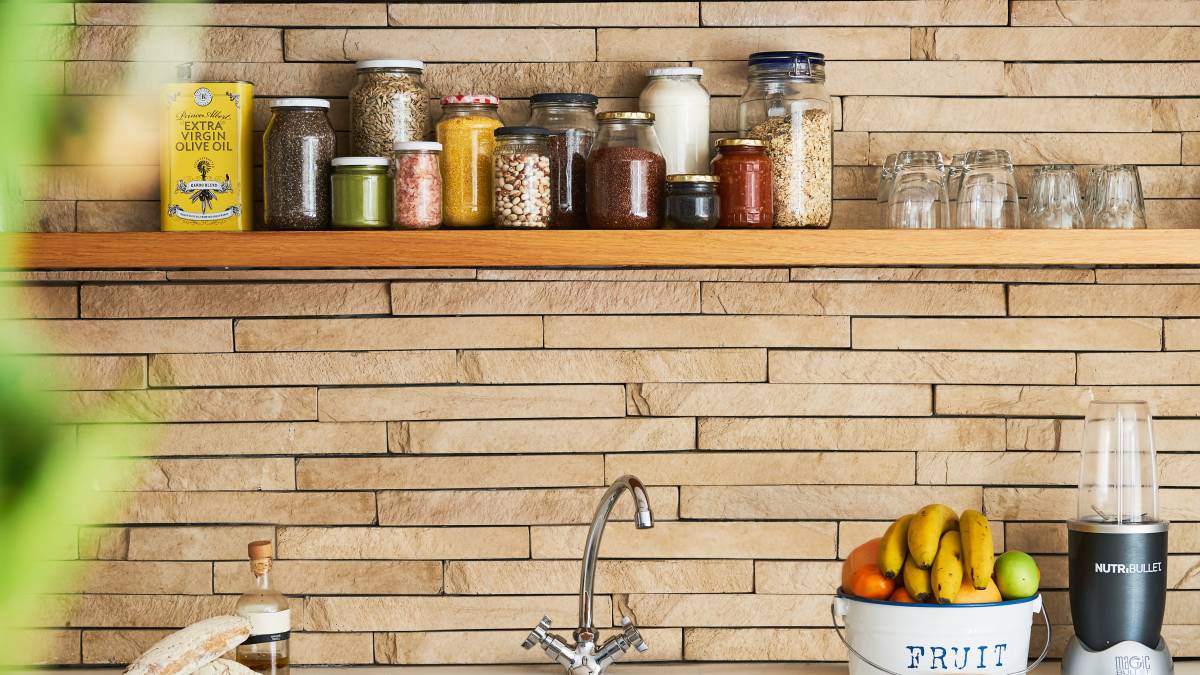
[436,94,503,227]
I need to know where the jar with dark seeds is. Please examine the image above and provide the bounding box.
[586,112,666,229]
[263,98,336,230]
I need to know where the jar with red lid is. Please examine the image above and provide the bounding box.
[712,137,773,228]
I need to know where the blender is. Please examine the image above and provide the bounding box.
[1064,400,1172,675]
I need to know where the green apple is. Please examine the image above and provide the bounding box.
[994,551,1040,600]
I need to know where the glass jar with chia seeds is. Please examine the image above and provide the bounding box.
[492,127,552,229]
[263,98,336,231]
[664,174,719,228]
[437,94,504,228]
[527,93,598,228]
[739,51,832,228]
[350,60,428,158]
[392,141,442,230]
[330,157,392,229]
[586,111,666,229]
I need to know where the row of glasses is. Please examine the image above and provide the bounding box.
[1025,164,1146,229]
[881,154,1148,229]
[883,149,1020,229]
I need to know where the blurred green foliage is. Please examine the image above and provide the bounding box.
[0,0,124,663]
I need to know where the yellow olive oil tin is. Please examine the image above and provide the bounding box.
[161,81,254,230]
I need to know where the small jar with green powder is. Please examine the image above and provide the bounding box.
[331,157,392,229]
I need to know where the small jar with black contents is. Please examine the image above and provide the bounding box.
[664,174,720,228]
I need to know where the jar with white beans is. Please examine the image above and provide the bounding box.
[492,126,552,228]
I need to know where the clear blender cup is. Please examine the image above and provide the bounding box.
[1068,400,1167,653]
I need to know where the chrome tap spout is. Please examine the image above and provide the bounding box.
[522,475,654,675]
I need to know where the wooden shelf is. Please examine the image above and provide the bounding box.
[6,230,1200,269]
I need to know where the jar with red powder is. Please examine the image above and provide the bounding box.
[712,138,773,228]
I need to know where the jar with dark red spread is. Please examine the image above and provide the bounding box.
[712,137,773,228]
[586,111,666,229]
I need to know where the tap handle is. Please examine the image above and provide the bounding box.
[522,615,552,650]
[620,616,648,653]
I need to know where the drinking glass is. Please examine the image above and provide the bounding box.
[1026,164,1084,229]
[876,153,898,227]
[955,149,1019,229]
[1090,165,1147,230]
[1083,166,1104,227]
[947,153,966,227]
[886,150,949,229]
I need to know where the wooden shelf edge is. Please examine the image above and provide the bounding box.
[5,230,1200,269]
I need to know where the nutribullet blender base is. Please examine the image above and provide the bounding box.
[1062,637,1172,675]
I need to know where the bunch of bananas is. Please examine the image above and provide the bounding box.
[878,504,994,604]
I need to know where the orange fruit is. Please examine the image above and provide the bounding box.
[953,577,1003,604]
[841,538,881,591]
[849,564,896,600]
[889,586,917,603]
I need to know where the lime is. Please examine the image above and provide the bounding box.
[994,551,1040,600]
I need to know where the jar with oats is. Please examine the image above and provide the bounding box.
[739,51,832,228]
[350,60,428,158]
[437,94,504,227]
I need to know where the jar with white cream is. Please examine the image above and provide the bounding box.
[638,67,710,175]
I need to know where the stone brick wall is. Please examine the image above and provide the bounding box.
[17,0,1200,231]
[8,265,1200,665]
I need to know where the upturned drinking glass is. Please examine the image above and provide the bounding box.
[947,153,966,227]
[886,151,949,229]
[1026,164,1084,229]
[1090,165,1147,229]
[1083,166,1105,227]
[876,153,898,227]
[956,149,1019,229]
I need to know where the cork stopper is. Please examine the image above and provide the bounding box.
[248,540,273,560]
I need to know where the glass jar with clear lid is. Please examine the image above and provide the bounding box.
[739,51,833,228]
[528,93,599,228]
[263,98,336,231]
[350,60,428,158]
[437,94,503,228]
[493,127,552,229]
[587,111,666,229]
[330,157,391,230]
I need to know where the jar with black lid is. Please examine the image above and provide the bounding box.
[493,126,552,229]
[664,174,719,228]
[527,93,598,228]
[263,98,336,230]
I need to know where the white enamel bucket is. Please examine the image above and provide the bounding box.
[832,591,1050,675]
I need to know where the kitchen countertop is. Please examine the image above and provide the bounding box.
[32,664,1200,674]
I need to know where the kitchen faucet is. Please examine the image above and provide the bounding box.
[522,475,654,674]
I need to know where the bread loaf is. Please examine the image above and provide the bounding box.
[123,616,251,675]
[193,659,258,675]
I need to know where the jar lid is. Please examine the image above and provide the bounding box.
[748,51,825,66]
[531,92,599,106]
[356,59,424,71]
[270,98,330,109]
[716,138,766,147]
[597,111,654,122]
[331,156,391,167]
[395,141,442,152]
[666,174,720,183]
[647,67,703,77]
[494,126,550,137]
[441,94,498,106]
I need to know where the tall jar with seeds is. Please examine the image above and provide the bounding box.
[350,59,428,158]
[739,51,832,228]
[263,98,336,230]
